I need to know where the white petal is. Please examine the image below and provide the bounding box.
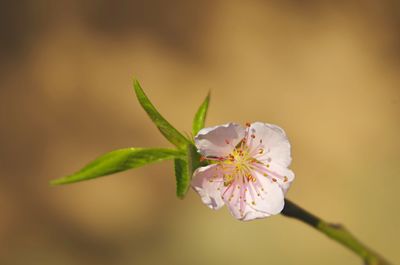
[195,123,245,158]
[252,162,295,193]
[227,201,271,221]
[247,172,285,215]
[247,122,292,167]
[268,163,295,193]
[227,203,271,221]
[222,172,284,221]
[281,181,292,195]
[241,210,271,221]
[191,164,225,210]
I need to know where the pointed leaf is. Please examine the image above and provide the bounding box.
[51,148,184,185]
[133,79,189,149]
[174,158,189,198]
[192,92,210,136]
[175,143,203,198]
[187,142,202,176]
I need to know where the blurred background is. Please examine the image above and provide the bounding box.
[1,1,399,264]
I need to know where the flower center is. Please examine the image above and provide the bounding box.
[218,136,263,188]
[202,123,267,187]
[228,145,252,170]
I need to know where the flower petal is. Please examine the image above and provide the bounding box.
[228,202,271,221]
[247,122,292,167]
[281,181,292,195]
[191,164,225,210]
[241,210,271,221]
[268,163,295,194]
[251,162,295,194]
[222,171,284,221]
[195,123,245,158]
[246,171,285,215]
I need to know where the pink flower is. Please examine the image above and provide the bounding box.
[191,122,295,221]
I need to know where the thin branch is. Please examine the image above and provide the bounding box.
[281,199,392,265]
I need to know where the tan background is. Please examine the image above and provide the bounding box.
[1,1,399,265]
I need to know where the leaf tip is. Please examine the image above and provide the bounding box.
[49,178,65,186]
[50,174,78,185]
[132,78,141,91]
[176,193,186,199]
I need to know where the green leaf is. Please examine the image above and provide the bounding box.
[192,92,210,136]
[174,158,189,198]
[51,148,184,185]
[187,143,203,176]
[133,79,189,149]
[175,143,203,198]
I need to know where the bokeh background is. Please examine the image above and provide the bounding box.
[1,1,399,264]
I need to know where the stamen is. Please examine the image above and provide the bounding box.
[250,177,264,199]
[251,162,287,184]
[204,156,225,162]
[247,174,256,182]
[243,171,257,206]
[237,172,247,214]
[223,178,238,202]
[242,124,252,149]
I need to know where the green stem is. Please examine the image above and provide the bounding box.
[281,199,392,265]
